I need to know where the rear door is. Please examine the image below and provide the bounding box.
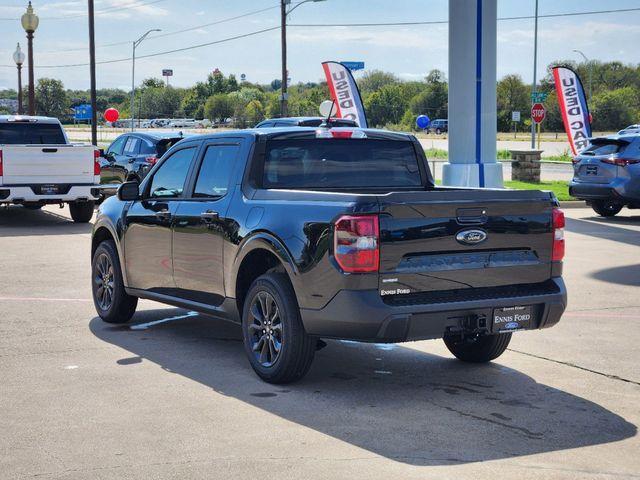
[378,189,554,295]
[123,145,198,291]
[171,140,243,304]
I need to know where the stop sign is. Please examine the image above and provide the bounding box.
[531,103,546,124]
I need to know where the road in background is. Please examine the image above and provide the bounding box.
[1,205,638,479]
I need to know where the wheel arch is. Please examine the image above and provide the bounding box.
[92,221,128,286]
[231,233,300,318]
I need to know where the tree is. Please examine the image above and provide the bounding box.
[244,100,265,125]
[407,70,448,127]
[270,79,282,91]
[365,84,407,127]
[204,94,233,123]
[35,78,68,118]
[496,74,529,131]
[142,77,165,89]
[358,70,399,94]
[590,87,637,131]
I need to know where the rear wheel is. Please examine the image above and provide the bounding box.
[69,201,95,223]
[444,333,512,363]
[592,200,623,217]
[242,273,315,384]
[92,240,137,324]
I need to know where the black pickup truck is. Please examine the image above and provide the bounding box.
[91,126,567,383]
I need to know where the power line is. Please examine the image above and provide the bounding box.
[0,0,168,21]
[287,6,640,27]
[0,26,280,69]
[39,3,280,54]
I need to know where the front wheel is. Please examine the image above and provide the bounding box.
[444,333,512,363]
[69,201,95,223]
[242,273,315,384]
[592,200,623,217]
[92,240,138,324]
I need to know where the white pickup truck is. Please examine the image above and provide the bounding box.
[0,115,101,222]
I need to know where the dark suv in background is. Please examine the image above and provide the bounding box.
[429,119,448,134]
[569,135,640,216]
[99,132,188,185]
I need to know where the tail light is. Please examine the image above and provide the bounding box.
[145,155,158,165]
[0,150,3,177]
[601,157,640,166]
[333,215,379,273]
[316,128,367,139]
[552,208,565,262]
[93,149,101,175]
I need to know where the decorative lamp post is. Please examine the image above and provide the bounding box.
[21,1,39,116]
[13,43,25,115]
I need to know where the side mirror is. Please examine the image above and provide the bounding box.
[117,181,140,201]
[98,148,105,157]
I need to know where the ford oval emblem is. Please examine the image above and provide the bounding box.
[456,229,487,245]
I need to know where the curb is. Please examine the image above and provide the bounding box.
[559,201,585,209]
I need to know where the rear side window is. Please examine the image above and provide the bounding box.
[262,138,422,189]
[0,123,66,144]
[123,137,140,155]
[583,141,626,156]
[193,144,239,198]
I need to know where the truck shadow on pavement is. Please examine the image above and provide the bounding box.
[89,310,636,466]
[0,205,92,237]
[566,217,640,248]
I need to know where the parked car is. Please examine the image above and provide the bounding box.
[0,115,100,222]
[92,126,567,383]
[255,117,358,128]
[99,131,188,187]
[429,119,448,134]
[617,124,640,135]
[569,135,640,216]
[169,118,198,128]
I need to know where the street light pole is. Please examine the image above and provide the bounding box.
[13,43,25,115]
[88,0,98,146]
[530,0,538,149]
[573,49,592,100]
[280,0,325,117]
[21,1,39,116]
[131,29,161,131]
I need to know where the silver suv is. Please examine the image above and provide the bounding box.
[569,135,640,216]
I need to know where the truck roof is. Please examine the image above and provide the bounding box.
[178,127,416,144]
[0,115,61,124]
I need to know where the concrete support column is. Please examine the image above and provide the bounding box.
[443,0,503,188]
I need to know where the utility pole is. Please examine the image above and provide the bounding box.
[530,0,538,149]
[130,29,160,131]
[573,49,592,100]
[280,0,288,117]
[88,0,97,146]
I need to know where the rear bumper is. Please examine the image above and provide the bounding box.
[300,277,567,342]
[569,179,638,202]
[0,185,100,204]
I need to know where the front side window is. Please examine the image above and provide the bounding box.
[148,147,196,198]
[193,144,239,198]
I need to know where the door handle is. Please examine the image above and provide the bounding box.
[200,210,219,222]
[155,210,171,220]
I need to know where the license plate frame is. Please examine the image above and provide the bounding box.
[40,184,59,195]
[492,305,532,333]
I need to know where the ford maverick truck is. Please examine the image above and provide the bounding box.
[91,126,567,383]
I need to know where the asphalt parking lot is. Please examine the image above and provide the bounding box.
[1,204,639,479]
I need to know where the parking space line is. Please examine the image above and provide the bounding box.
[0,296,92,302]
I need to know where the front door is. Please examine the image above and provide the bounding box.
[172,141,242,304]
[123,145,198,292]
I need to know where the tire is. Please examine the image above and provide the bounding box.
[92,240,138,324]
[592,200,623,217]
[242,272,315,384]
[444,333,512,363]
[69,201,95,223]
[436,128,442,135]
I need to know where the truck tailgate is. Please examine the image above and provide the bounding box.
[378,188,555,297]
[1,145,96,185]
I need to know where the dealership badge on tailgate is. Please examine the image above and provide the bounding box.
[493,305,532,332]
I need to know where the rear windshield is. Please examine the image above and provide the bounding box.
[263,138,422,189]
[582,140,627,156]
[0,123,66,144]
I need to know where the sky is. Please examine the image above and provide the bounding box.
[0,0,639,91]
